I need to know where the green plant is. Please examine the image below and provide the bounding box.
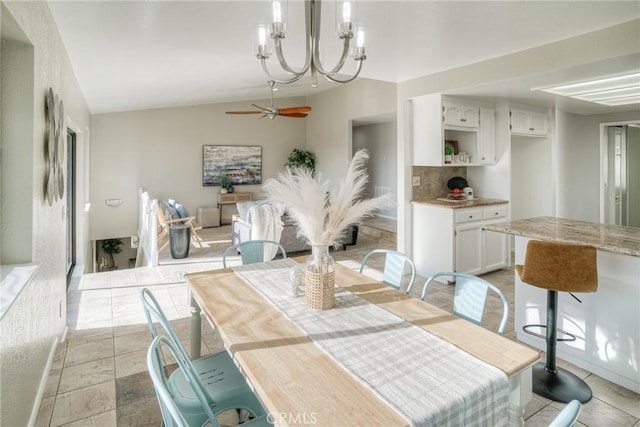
[219,173,230,189]
[101,238,123,268]
[285,149,316,172]
[444,145,454,156]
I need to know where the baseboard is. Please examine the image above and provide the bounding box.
[27,335,60,427]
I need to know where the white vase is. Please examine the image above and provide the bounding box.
[304,245,336,310]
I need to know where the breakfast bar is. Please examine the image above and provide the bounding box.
[485,217,640,393]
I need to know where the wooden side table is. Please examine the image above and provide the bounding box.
[217,192,252,224]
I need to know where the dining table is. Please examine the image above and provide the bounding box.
[186,258,539,426]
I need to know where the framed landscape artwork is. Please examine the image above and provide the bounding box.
[202,145,262,186]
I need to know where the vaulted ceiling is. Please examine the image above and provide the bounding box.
[47,1,640,114]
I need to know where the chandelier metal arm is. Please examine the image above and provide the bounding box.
[260,59,307,85]
[322,58,363,84]
[256,0,366,86]
[311,37,351,77]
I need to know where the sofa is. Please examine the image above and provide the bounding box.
[231,201,311,253]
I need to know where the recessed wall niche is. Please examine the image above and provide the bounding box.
[1,5,35,264]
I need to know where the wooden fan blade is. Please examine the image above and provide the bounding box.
[278,106,312,115]
[225,111,262,114]
[279,112,308,118]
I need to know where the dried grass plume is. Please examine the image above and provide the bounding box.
[263,149,393,247]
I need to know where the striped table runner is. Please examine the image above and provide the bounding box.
[234,259,509,427]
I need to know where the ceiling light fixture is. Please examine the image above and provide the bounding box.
[255,0,366,88]
[537,73,640,106]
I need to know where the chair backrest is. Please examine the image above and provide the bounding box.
[140,288,198,376]
[147,335,220,427]
[222,240,287,268]
[359,249,416,292]
[420,272,509,334]
[517,240,598,293]
[549,399,582,427]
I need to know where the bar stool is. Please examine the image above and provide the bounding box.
[516,240,598,403]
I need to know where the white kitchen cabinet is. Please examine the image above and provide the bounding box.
[412,94,496,166]
[510,107,549,136]
[413,203,509,280]
[478,107,495,164]
[443,101,480,129]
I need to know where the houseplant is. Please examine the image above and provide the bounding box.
[444,145,454,164]
[100,238,123,270]
[264,149,392,310]
[219,173,230,194]
[285,149,316,173]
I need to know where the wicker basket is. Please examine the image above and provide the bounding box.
[304,270,336,310]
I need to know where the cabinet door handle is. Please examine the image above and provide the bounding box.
[461,118,467,122]
[529,127,535,131]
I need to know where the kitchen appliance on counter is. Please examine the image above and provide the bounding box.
[446,176,471,200]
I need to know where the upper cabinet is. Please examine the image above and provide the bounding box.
[510,107,549,136]
[443,101,480,129]
[412,94,495,166]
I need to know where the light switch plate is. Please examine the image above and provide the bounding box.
[412,176,420,186]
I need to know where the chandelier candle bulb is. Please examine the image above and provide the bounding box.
[272,1,282,23]
[256,24,270,58]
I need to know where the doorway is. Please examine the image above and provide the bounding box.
[66,129,76,284]
[602,122,640,227]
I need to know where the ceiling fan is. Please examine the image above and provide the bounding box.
[225,81,311,120]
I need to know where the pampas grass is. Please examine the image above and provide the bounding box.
[262,149,393,247]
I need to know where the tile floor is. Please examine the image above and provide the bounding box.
[35,223,639,426]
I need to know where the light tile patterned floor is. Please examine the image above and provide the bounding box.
[35,222,640,426]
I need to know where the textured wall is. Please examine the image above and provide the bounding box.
[89,98,307,240]
[0,2,90,426]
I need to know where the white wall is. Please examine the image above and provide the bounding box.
[0,2,91,426]
[89,98,307,240]
[556,109,640,222]
[352,121,398,218]
[306,78,397,183]
[510,135,553,220]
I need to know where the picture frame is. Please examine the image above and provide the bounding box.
[202,145,262,186]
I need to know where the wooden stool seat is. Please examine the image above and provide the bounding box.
[516,240,598,404]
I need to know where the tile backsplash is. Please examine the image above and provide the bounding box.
[412,166,467,200]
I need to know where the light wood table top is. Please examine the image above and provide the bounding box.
[187,262,538,426]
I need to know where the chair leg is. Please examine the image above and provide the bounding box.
[531,290,592,404]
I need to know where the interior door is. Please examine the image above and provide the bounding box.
[66,129,76,283]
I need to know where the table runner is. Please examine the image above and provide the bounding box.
[234,259,509,427]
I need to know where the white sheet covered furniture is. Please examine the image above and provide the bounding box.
[232,201,311,253]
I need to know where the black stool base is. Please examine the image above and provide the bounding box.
[532,362,592,403]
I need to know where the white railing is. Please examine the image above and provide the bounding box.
[136,188,158,267]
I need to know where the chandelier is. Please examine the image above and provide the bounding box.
[255,0,367,87]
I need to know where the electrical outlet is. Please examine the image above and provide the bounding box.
[412,176,420,186]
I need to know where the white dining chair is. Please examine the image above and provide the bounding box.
[359,249,416,292]
[414,271,509,334]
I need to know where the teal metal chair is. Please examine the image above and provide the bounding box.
[147,335,271,427]
[222,239,287,268]
[549,400,582,427]
[359,249,416,292]
[140,289,266,426]
[414,272,509,335]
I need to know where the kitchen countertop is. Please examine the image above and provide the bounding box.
[484,216,640,257]
[411,198,509,208]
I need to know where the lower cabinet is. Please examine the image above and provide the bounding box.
[413,203,509,280]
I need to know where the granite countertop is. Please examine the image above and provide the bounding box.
[411,198,509,208]
[484,216,640,257]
